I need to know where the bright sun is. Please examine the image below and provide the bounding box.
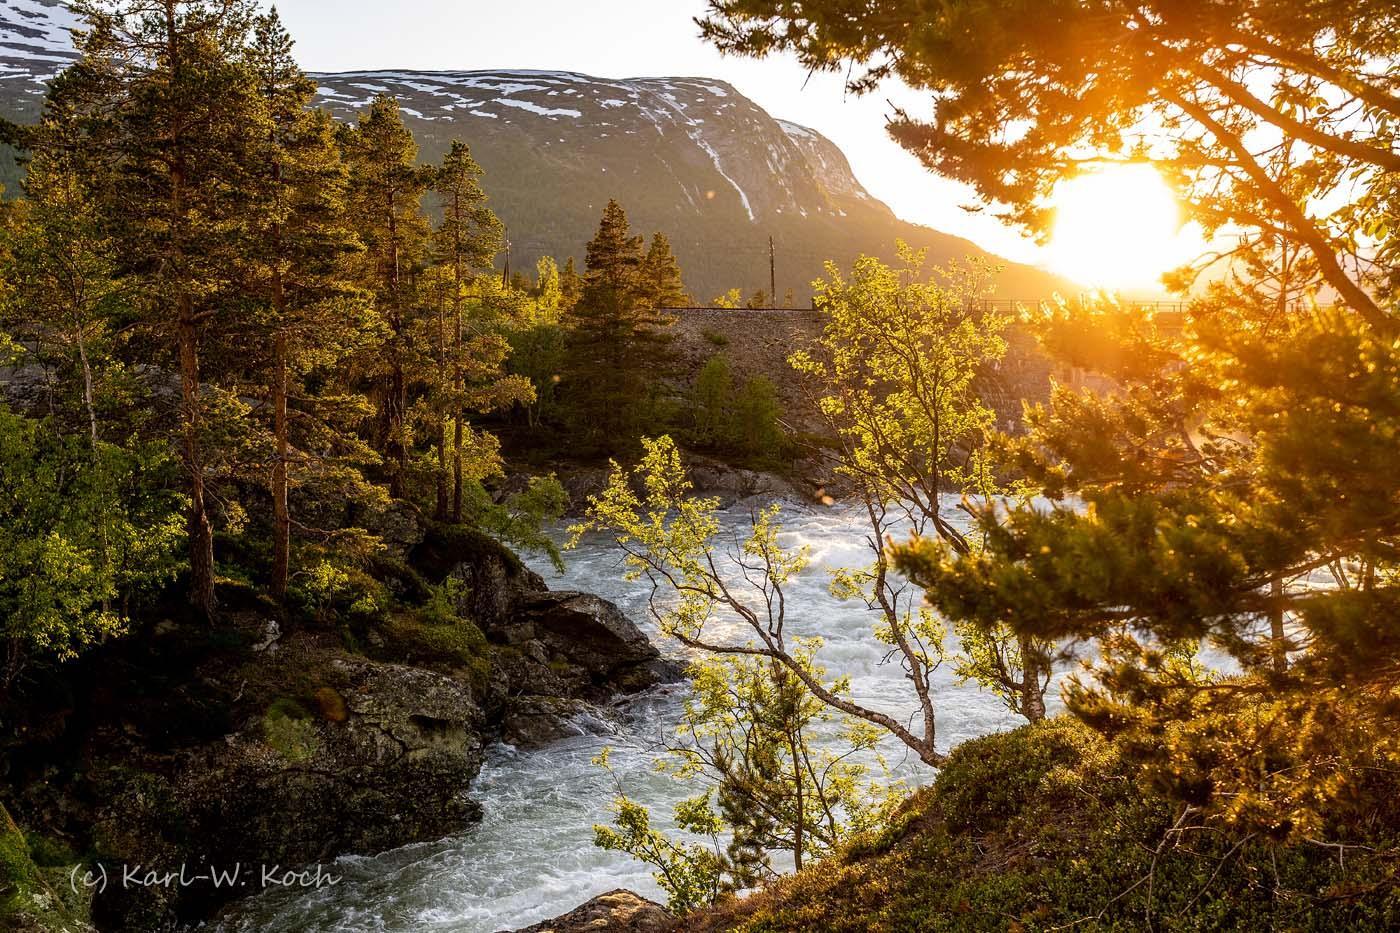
[1047,164,1200,293]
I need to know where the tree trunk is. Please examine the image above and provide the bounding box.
[76,330,111,613]
[452,418,464,522]
[435,421,450,520]
[450,194,465,523]
[1019,633,1047,723]
[1269,575,1287,674]
[76,332,99,455]
[789,729,804,872]
[165,0,213,622]
[384,186,408,499]
[387,361,407,498]
[270,328,290,603]
[179,301,216,622]
[434,289,449,520]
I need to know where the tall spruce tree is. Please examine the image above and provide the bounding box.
[243,9,371,602]
[559,256,583,312]
[582,199,643,293]
[342,95,430,499]
[430,140,504,520]
[565,200,675,452]
[639,231,689,308]
[58,0,266,620]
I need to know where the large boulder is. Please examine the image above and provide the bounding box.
[411,525,548,629]
[413,527,683,700]
[515,592,683,696]
[361,498,429,560]
[683,452,798,506]
[500,696,620,749]
[0,802,94,933]
[83,650,490,929]
[218,657,486,845]
[556,467,614,516]
[511,890,675,933]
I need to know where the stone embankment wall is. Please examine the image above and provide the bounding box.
[665,307,1064,433]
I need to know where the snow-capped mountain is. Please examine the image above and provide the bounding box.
[0,1,1065,299]
[311,70,881,224]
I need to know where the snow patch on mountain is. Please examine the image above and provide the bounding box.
[0,0,77,60]
[494,97,581,119]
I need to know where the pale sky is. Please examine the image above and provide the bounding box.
[269,0,1047,267]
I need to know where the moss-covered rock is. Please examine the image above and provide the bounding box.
[688,718,1400,932]
[262,699,320,763]
[378,612,493,689]
[517,889,675,932]
[0,803,92,933]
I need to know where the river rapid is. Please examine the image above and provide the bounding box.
[218,499,1038,932]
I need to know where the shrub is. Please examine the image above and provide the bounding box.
[732,375,784,465]
[262,698,319,763]
[685,355,789,467]
[699,718,1400,931]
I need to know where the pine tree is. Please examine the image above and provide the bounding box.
[342,95,430,499]
[565,200,675,452]
[59,0,267,621]
[582,199,643,295]
[638,232,689,308]
[242,9,371,602]
[559,256,583,312]
[430,140,504,520]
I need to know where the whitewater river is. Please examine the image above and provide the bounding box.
[219,500,1038,932]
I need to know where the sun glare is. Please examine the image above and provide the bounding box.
[1047,165,1200,293]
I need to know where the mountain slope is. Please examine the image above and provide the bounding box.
[0,1,1069,300]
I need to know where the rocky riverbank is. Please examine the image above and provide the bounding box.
[551,447,851,517]
[0,512,679,932]
[510,890,674,932]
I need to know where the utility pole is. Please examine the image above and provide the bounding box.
[502,225,511,287]
[768,235,776,309]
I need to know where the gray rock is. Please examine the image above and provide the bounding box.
[198,658,485,854]
[412,525,547,630]
[0,362,56,414]
[501,697,618,749]
[517,591,679,694]
[559,467,614,515]
[509,889,675,933]
[685,453,798,506]
[86,655,488,929]
[363,498,428,559]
